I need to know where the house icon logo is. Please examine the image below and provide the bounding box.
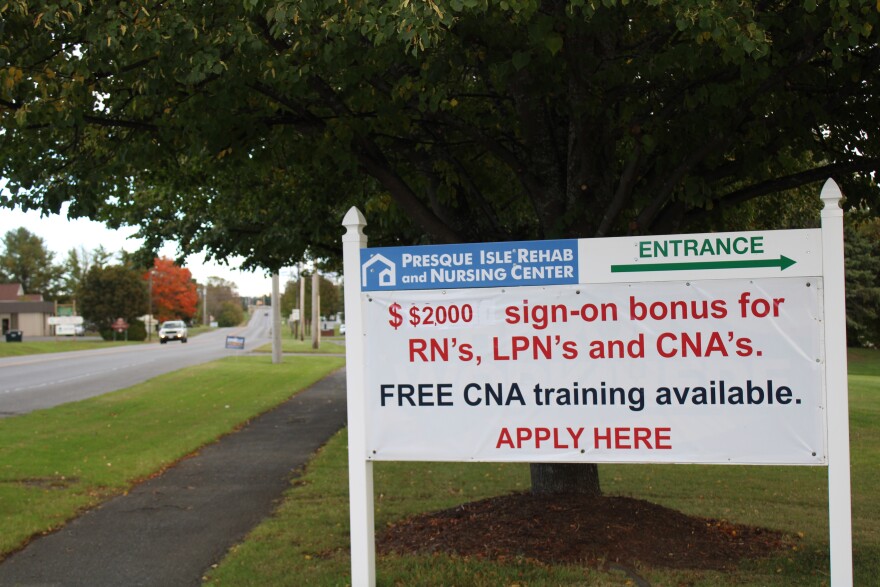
[362,254,396,289]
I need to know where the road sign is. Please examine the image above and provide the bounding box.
[48,316,84,326]
[225,336,245,350]
[581,229,821,283]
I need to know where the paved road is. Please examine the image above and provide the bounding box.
[0,312,273,417]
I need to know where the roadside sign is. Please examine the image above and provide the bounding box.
[225,336,245,350]
[359,232,825,464]
[342,179,853,586]
[48,316,84,326]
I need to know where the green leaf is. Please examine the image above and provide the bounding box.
[545,33,563,55]
[512,51,531,70]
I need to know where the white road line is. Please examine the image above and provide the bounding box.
[1,360,157,394]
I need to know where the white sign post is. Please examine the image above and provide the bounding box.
[342,207,376,586]
[342,179,852,586]
[820,180,853,586]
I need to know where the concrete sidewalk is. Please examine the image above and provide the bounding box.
[0,369,347,587]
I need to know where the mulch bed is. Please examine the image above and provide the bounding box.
[377,492,792,571]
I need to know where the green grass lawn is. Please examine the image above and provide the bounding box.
[0,339,138,357]
[204,348,880,586]
[0,355,344,556]
[253,326,346,354]
[253,338,346,354]
[186,324,216,337]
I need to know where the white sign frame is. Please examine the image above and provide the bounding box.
[342,179,853,586]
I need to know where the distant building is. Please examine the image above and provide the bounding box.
[0,283,55,337]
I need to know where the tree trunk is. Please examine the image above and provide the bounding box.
[530,463,600,496]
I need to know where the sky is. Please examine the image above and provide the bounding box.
[0,204,277,297]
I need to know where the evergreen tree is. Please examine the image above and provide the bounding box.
[845,215,880,347]
[0,227,63,297]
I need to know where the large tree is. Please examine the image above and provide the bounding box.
[280,273,343,322]
[148,257,199,322]
[80,264,148,333]
[2,1,879,494]
[215,300,245,328]
[1,1,877,271]
[0,227,63,297]
[845,214,880,348]
[204,276,241,324]
[59,244,113,303]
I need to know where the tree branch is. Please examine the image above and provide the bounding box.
[636,133,732,231]
[305,76,464,243]
[684,158,880,224]
[81,114,158,131]
[596,143,644,237]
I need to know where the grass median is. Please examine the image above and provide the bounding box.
[0,340,138,357]
[253,338,346,354]
[205,348,879,586]
[253,324,346,355]
[0,354,344,557]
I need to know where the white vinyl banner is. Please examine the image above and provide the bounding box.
[363,277,825,464]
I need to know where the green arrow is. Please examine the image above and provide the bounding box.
[611,255,796,273]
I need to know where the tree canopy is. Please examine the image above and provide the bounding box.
[80,264,147,332]
[59,244,112,302]
[281,273,343,320]
[845,214,880,347]
[215,300,245,327]
[204,276,240,324]
[1,1,878,271]
[0,227,63,297]
[148,257,199,322]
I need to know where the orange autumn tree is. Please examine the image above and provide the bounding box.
[147,257,199,322]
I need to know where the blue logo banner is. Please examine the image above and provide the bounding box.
[361,239,578,291]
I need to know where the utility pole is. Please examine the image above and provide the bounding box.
[272,272,283,364]
[147,270,154,342]
[299,264,306,341]
[203,284,208,326]
[311,271,321,349]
